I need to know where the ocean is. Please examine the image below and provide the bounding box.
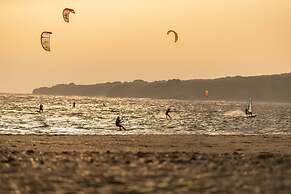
[0,94,290,135]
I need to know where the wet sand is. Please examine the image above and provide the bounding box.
[1,135,291,193]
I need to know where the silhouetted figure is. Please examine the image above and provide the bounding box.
[245,108,252,116]
[39,104,44,113]
[166,108,172,119]
[116,116,126,130]
[73,102,76,108]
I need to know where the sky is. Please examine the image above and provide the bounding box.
[1,0,291,93]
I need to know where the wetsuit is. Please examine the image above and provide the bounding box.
[116,117,126,130]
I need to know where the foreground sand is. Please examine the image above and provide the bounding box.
[1,135,291,193]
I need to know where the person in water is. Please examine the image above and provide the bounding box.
[39,104,44,113]
[116,116,126,130]
[245,108,252,116]
[166,108,172,119]
[73,102,76,108]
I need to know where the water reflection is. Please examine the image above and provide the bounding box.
[0,94,290,135]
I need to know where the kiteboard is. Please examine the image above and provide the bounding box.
[245,114,257,118]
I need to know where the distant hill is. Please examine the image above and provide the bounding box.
[32,73,291,102]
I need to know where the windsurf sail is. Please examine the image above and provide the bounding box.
[247,98,252,114]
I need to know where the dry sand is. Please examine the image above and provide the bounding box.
[1,135,291,193]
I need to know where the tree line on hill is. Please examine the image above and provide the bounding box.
[32,73,291,102]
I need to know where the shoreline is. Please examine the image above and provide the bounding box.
[1,134,291,154]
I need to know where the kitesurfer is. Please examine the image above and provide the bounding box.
[166,108,172,119]
[116,116,126,130]
[39,104,44,113]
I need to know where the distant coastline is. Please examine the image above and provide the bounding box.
[32,72,291,102]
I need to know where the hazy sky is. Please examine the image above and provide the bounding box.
[1,0,291,93]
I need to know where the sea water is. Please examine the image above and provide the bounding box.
[0,94,290,135]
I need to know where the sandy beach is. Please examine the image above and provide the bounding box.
[1,135,291,193]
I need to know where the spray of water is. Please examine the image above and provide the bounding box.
[224,110,245,117]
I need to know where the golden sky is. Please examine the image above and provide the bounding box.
[1,0,291,93]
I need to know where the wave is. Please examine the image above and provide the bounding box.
[223,110,246,117]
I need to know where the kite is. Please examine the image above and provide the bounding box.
[167,30,179,43]
[63,8,75,23]
[41,31,52,52]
